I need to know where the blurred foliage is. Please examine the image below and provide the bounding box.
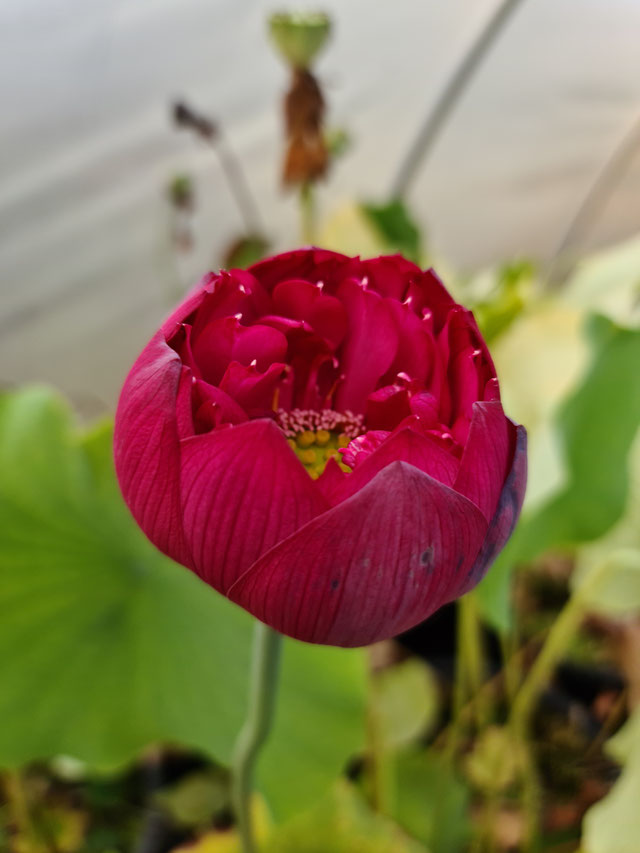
[320,200,425,265]
[260,781,428,853]
[476,313,640,630]
[470,259,534,343]
[0,387,366,819]
[582,709,640,853]
[360,200,422,264]
[393,751,471,853]
[373,658,439,750]
[222,235,271,270]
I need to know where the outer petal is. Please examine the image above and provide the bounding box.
[179,419,328,594]
[228,461,487,647]
[161,272,216,338]
[114,332,193,567]
[248,247,356,292]
[333,427,460,505]
[460,424,527,593]
[454,401,514,522]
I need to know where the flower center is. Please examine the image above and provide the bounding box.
[275,408,365,478]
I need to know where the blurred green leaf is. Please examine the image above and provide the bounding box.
[155,770,229,828]
[374,658,439,750]
[0,387,366,818]
[477,315,640,630]
[325,127,351,160]
[393,750,471,853]
[360,200,421,264]
[562,234,640,329]
[223,235,270,270]
[262,781,428,853]
[571,549,640,615]
[471,260,534,343]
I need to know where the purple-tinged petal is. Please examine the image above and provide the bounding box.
[114,332,193,568]
[179,419,328,593]
[228,461,487,646]
[459,424,527,593]
[454,401,514,522]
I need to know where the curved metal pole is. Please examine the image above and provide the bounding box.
[389,0,526,199]
[546,112,640,287]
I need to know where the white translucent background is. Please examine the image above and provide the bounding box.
[2,0,640,411]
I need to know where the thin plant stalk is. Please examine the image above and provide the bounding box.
[300,182,316,244]
[458,592,490,728]
[231,622,283,853]
[390,0,525,198]
[546,112,640,286]
[509,593,583,739]
[366,653,396,817]
[4,771,49,853]
[508,589,586,850]
[211,131,266,236]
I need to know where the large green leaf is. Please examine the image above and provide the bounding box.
[393,750,471,853]
[477,315,640,630]
[0,387,366,817]
[262,781,428,853]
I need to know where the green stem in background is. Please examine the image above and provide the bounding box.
[508,590,585,851]
[366,652,396,817]
[300,182,316,244]
[4,771,48,853]
[509,594,583,739]
[231,622,283,853]
[458,592,489,728]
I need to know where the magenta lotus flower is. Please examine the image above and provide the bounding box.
[114,249,526,647]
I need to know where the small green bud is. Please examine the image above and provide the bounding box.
[268,11,331,69]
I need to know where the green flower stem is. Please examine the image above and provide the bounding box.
[458,592,489,727]
[509,594,583,738]
[232,622,283,853]
[300,182,316,244]
[367,656,396,816]
[508,591,586,850]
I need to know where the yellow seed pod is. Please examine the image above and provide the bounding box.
[300,448,317,465]
[337,433,350,448]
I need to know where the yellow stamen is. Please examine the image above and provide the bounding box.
[296,430,316,448]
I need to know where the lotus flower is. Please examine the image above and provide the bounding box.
[114,249,526,647]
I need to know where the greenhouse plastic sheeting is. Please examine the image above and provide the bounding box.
[1,0,640,409]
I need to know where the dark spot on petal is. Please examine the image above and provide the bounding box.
[330,578,340,591]
[420,547,434,569]
[455,555,464,572]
